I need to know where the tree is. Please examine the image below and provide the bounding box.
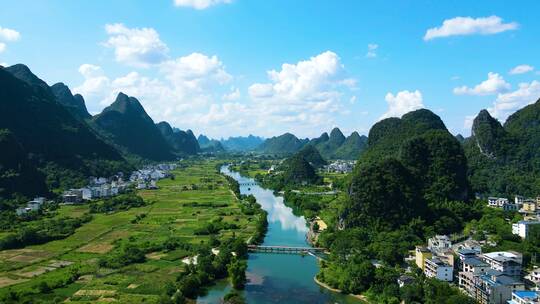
[228,258,247,289]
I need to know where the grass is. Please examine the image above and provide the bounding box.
[0,159,257,303]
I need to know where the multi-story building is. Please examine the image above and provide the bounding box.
[425,257,453,282]
[428,235,452,252]
[525,267,540,290]
[415,246,432,271]
[513,221,540,239]
[472,270,524,304]
[508,290,540,304]
[481,251,523,278]
[462,257,491,274]
[521,200,538,214]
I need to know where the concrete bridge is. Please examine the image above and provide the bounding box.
[248,245,326,255]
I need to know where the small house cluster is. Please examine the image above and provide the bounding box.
[415,235,540,303]
[324,160,356,174]
[15,197,46,215]
[61,163,177,204]
[488,196,540,215]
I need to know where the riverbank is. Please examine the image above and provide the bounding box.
[313,276,370,303]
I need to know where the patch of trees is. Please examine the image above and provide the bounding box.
[194,217,240,235]
[239,194,267,244]
[168,238,248,302]
[89,193,145,213]
[0,214,92,250]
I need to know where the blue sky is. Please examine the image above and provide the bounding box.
[0,0,539,138]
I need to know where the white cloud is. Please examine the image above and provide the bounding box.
[104,23,169,68]
[381,90,424,119]
[487,80,540,120]
[160,52,231,90]
[0,42,5,53]
[244,51,354,135]
[173,0,231,9]
[509,64,534,75]
[0,26,20,41]
[366,43,378,58]
[424,16,518,41]
[249,51,345,101]
[74,53,233,128]
[222,87,240,101]
[453,72,511,96]
[349,96,357,104]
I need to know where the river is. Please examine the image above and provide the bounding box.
[197,166,362,304]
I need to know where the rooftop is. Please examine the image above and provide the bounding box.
[463,257,489,267]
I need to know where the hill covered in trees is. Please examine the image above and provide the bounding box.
[198,134,226,153]
[93,93,175,161]
[344,109,470,230]
[308,128,367,160]
[257,132,309,155]
[465,99,540,196]
[156,122,200,156]
[0,64,131,196]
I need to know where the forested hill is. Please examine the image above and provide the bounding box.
[156,121,200,156]
[257,132,309,155]
[465,99,540,196]
[0,65,130,197]
[308,128,367,160]
[93,92,175,161]
[344,108,470,229]
[50,82,91,120]
[197,134,226,153]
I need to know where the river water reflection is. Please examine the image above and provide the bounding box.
[197,166,361,304]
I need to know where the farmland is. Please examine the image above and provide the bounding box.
[0,159,257,303]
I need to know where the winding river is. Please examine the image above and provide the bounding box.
[197,166,361,304]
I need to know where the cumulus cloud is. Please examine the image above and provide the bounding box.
[366,43,378,58]
[222,87,240,101]
[0,26,20,41]
[487,80,540,120]
[381,90,424,119]
[104,23,169,68]
[74,52,233,122]
[424,16,518,41]
[509,64,534,75]
[0,26,20,53]
[453,72,511,96]
[160,53,231,90]
[173,0,231,9]
[243,51,356,135]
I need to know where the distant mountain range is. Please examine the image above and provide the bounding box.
[220,135,265,151]
[256,128,367,160]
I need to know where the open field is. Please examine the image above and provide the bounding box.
[0,159,256,303]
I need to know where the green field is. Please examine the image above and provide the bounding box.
[0,159,257,303]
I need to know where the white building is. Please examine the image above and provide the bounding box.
[488,197,510,208]
[512,221,540,239]
[428,235,452,252]
[425,257,453,282]
[481,251,523,278]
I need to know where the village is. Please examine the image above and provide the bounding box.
[15,163,178,216]
[409,195,540,304]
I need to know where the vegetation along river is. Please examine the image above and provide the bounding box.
[197,166,361,304]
